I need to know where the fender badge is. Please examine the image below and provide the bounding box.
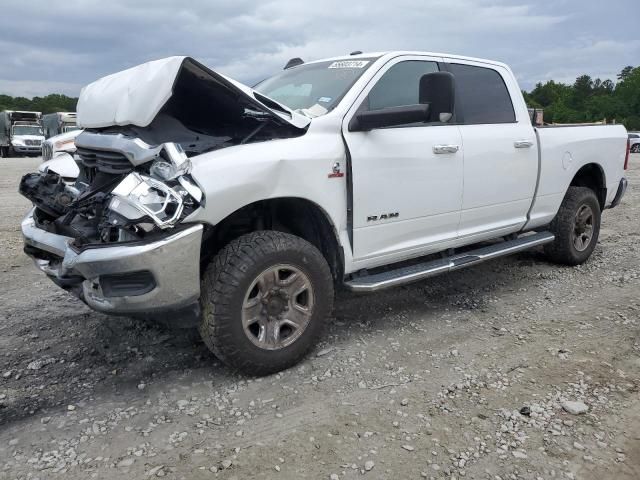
[328,161,344,178]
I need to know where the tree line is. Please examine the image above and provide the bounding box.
[524,65,640,130]
[0,94,77,115]
[1,65,639,130]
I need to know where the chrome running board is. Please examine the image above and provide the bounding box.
[345,231,554,292]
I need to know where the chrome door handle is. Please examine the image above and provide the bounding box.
[514,140,534,149]
[433,144,460,154]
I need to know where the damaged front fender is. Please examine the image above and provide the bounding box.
[39,153,80,180]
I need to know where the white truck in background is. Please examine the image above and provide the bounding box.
[0,111,45,157]
[19,52,629,374]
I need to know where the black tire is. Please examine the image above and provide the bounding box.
[544,186,601,265]
[199,231,334,376]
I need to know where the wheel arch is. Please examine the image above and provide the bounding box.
[569,162,607,210]
[199,197,344,281]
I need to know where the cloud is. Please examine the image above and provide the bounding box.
[0,79,83,98]
[0,0,637,97]
[514,38,640,86]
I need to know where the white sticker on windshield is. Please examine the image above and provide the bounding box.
[318,96,332,103]
[328,60,369,69]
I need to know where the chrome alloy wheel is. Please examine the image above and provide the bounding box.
[573,204,594,252]
[241,264,315,350]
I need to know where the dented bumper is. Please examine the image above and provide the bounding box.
[22,209,203,315]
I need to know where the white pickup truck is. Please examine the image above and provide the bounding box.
[20,52,629,374]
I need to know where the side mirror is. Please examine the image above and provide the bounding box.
[419,71,455,123]
[349,104,430,132]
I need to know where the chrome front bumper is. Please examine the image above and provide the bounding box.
[14,146,42,154]
[21,209,203,315]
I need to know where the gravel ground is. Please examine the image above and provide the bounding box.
[1,156,639,480]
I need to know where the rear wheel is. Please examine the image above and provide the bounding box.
[199,231,334,375]
[632,143,640,153]
[544,186,601,265]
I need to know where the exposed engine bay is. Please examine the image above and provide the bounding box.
[19,57,308,249]
[20,140,203,248]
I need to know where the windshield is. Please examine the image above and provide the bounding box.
[254,59,376,116]
[12,125,43,136]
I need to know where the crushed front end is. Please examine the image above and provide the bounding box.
[19,133,204,316]
[19,55,308,319]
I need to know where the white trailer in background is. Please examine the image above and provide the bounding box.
[42,112,79,138]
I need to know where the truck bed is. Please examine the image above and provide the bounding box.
[526,124,627,230]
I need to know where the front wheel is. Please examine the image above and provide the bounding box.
[199,231,334,375]
[544,186,601,265]
[631,143,640,153]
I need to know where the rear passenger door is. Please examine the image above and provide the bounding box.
[446,61,538,240]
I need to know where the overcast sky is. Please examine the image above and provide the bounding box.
[1,0,638,98]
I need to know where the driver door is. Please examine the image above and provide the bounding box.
[342,56,464,268]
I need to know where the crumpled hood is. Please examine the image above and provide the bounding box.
[77,56,310,130]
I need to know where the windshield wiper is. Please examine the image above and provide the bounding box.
[243,108,272,119]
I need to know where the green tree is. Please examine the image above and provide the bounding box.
[617,66,634,81]
[614,66,640,129]
[529,80,570,107]
[569,75,594,112]
[0,93,78,114]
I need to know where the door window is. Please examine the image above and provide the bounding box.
[366,61,439,111]
[447,63,515,124]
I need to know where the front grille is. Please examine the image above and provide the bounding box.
[25,139,42,146]
[76,147,133,174]
[42,142,53,161]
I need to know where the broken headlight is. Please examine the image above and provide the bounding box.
[105,142,203,238]
[149,143,191,181]
[108,173,185,229]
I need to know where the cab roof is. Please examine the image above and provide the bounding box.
[303,51,509,70]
